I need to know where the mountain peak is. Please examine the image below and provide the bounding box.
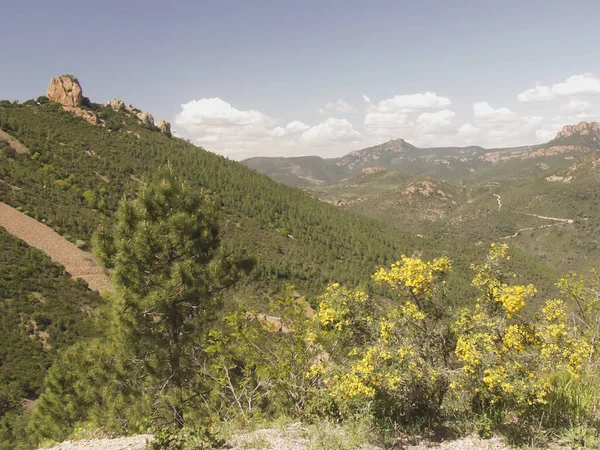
[554,121,600,140]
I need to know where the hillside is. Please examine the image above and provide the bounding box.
[0,76,587,450]
[0,202,110,292]
[0,228,103,448]
[0,90,441,293]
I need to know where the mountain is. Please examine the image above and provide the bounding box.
[242,122,600,187]
[286,123,600,277]
[243,139,489,186]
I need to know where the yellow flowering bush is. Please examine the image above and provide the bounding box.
[452,244,593,425]
[315,283,370,333]
[558,270,600,354]
[320,255,453,422]
[210,245,599,438]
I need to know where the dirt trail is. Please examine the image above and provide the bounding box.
[0,202,111,292]
[499,223,559,240]
[520,212,575,223]
[499,211,590,240]
[493,193,501,211]
[0,129,30,154]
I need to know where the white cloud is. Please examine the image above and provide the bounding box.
[561,99,592,114]
[553,74,600,96]
[364,112,409,130]
[518,73,600,102]
[416,109,456,134]
[535,128,558,141]
[176,98,274,130]
[318,99,357,115]
[175,98,312,159]
[175,97,277,145]
[473,102,516,122]
[301,117,362,146]
[517,86,554,102]
[457,123,480,138]
[470,101,550,146]
[268,120,310,136]
[365,91,451,113]
[361,92,454,143]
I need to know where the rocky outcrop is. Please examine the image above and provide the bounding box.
[362,167,386,174]
[554,121,600,140]
[64,107,98,125]
[107,98,126,111]
[46,75,101,126]
[108,98,157,129]
[0,129,30,154]
[136,111,155,128]
[157,119,172,137]
[47,75,83,107]
[404,181,437,197]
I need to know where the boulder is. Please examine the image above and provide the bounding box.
[136,111,155,128]
[158,120,172,137]
[47,75,83,107]
[107,98,126,111]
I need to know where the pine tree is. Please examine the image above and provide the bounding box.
[94,166,239,427]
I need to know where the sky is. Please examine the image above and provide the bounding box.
[2,0,600,160]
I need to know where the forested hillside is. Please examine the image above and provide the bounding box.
[0,99,448,292]
[0,229,103,447]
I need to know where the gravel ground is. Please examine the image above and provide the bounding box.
[36,430,575,450]
[228,422,310,449]
[0,202,111,292]
[38,435,153,450]
[38,433,512,450]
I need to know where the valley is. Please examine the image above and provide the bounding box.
[244,125,600,277]
[0,76,599,450]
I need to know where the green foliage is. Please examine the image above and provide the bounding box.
[147,425,225,450]
[0,229,103,449]
[199,289,322,422]
[0,99,454,295]
[94,168,244,427]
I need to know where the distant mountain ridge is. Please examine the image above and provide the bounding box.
[242,122,600,187]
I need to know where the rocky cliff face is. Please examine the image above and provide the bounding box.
[47,75,83,107]
[554,121,600,140]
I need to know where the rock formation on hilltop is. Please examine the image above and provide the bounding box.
[107,98,126,111]
[554,121,600,140]
[47,75,101,126]
[108,98,170,134]
[45,76,172,134]
[47,75,83,107]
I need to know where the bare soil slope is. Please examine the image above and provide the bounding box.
[0,129,30,154]
[0,202,111,292]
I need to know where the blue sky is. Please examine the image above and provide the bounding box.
[2,0,600,159]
